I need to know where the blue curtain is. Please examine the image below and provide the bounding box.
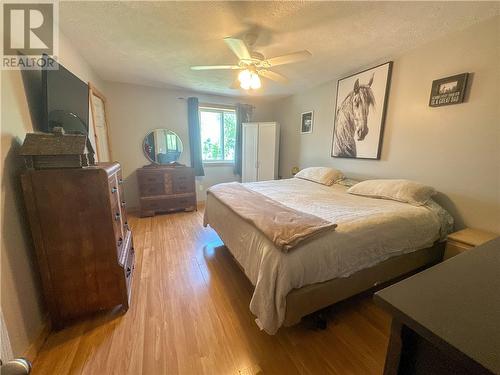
[187,97,204,176]
[233,104,253,176]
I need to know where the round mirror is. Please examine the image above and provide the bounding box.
[143,129,183,164]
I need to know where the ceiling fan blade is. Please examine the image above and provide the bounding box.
[191,65,242,70]
[224,37,252,60]
[259,70,288,84]
[266,50,312,67]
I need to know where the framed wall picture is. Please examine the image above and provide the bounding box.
[331,61,393,159]
[429,73,468,107]
[301,111,314,134]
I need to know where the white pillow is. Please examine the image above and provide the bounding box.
[295,167,344,186]
[347,179,436,206]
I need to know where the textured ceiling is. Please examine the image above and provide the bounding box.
[60,1,499,98]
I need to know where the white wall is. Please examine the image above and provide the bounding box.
[273,16,500,233]
[103,81,275,208]
[0,32,105,356]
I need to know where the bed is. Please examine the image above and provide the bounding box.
[203,178,453,334]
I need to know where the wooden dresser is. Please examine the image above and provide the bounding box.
[137,165,196,217]
[21,163,134,329]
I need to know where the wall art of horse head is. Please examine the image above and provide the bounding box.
[333,74,376,158]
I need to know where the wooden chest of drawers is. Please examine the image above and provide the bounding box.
[137,165,196,217]
[21,163,134,329]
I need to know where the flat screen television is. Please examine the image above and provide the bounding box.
[41,57,89,134]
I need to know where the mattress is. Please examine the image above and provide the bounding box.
[203,178,453,334]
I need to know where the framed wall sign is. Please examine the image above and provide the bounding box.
[332,61,393,159]
[429,73,468,107]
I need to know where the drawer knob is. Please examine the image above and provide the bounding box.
[111,187,117,193]
[121,201,126,207]
[117,237,123,247]
[115,212,121,220]
[126,267,132,278]
[118,178,123,185]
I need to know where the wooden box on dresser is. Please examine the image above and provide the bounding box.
[137,165,196,217]
[21,162,134,329]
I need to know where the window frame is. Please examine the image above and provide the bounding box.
[199,105,236,164]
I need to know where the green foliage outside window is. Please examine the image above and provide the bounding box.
[223,113,236,160]
[201,110,236,161]
[203,138,221,160]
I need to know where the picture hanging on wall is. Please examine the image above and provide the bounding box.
[331,61,393,159]
[301,111,314,134]
[429,73,468,107]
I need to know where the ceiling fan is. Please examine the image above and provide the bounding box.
[190,36,312,90]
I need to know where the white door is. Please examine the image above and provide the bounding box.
[242,123,258,182]
[257,123,276,181]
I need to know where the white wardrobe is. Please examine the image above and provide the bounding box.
[241,122,280,182]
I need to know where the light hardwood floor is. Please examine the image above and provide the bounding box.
[32,208,390,375]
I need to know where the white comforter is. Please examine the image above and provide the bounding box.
[204,178,453,334]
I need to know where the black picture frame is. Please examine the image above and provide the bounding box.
[429,73,468,107]
[301,111,313,134]
[331,61,393,160]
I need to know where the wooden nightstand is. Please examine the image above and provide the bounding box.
[444,228,498,260]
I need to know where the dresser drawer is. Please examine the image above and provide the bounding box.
[116,170,129,231]
[172,171,195,193]
[116,170,125,197]
[108,174,120,206]
[124,241,134,292]
[139,183,165,196]
[112,205,123,242]
[140,196,195,212]
[138,172,164,184]
[120,200,129,232]
[172,180,195,193]
[118,230,134,308]
[118,229,132,263]
[172,171,194,181]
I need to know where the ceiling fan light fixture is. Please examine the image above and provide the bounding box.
[250,73,261,89]
[238,69,251,83]
[240,80,251,90]
[238,69,261,90]
[192,37,311,91]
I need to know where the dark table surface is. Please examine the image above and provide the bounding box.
[375,237,500,374]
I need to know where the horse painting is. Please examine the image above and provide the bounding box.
[332,75,376,158]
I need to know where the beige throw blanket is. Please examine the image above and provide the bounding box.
[206,182,337,252]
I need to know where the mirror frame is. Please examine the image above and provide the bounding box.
[142,128,183,165]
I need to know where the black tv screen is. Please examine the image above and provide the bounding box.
[42,58,89,134]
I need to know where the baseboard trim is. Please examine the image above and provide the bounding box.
[23,318,51,363]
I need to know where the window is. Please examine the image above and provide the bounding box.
[200,107,236,162]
